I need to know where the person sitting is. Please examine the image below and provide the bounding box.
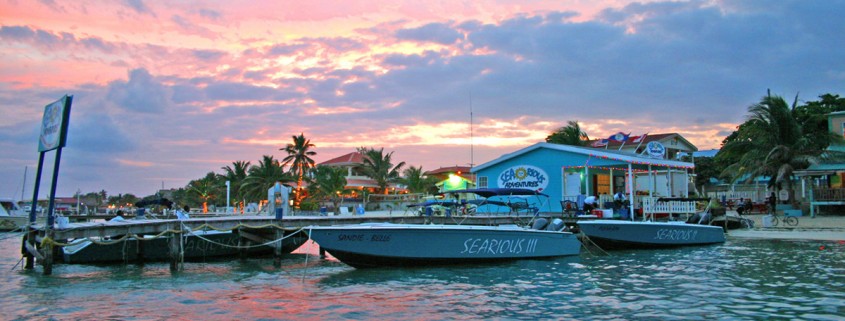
[583,195,597,212]
[737,198,753,216]
[613,191,626,210]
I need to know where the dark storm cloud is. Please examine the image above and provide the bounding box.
[106,68,173,113]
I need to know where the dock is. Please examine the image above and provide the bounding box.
[20,212,553,275]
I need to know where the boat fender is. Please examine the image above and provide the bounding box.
[532,218,549,230]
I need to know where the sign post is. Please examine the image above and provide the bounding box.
[25,95,72,274]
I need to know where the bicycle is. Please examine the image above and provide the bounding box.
[766,205,798,227]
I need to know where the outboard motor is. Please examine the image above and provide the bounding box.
[532,218,549,230]
[545,218,565,231]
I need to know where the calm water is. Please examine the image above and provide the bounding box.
[0,233,843,321]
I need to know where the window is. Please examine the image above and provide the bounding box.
[477,176,488,188]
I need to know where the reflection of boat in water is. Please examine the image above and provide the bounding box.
[578,197,726,250]
[62,229,308,264]
[307,220,581,269]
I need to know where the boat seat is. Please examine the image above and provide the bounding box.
[532,218,549,230]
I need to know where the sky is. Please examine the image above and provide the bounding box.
[1,0,843,199]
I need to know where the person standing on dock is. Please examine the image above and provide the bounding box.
[176,205,190,220]
[768,192,777,215]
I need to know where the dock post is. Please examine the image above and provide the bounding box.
[23,232,34,269]
[169,230,182,272]
[273,228,283,268]
[43,231,53,275]
[137,238,145,265]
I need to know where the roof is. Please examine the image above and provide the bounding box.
[587,133,698,152]
[472,142,695,172]
[424,166,471,175]
[319,152,363,166]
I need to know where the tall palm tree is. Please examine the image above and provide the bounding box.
[358,147,406,194]
[719,94,815,203]
[187,172,222,213]
[241,155,290,203]
[399,166,439,194]
[281,133,316,206]
[221,160,251,211]
[545,120,590,146]
[308,165,349,215]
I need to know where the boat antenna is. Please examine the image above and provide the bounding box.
[469,90,474,168]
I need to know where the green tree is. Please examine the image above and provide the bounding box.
[187,172,222,212]
[221,160,251,209]
[281,133,317,206]
[241,155,291,203]
[308,165,349,215]
[399,166,439,194]
[358,147,406,194]
[793,94,845,151]
[718,94,818,203]
[545,120,590,146]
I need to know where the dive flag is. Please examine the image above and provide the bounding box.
[631,133,648,143]
[591,139,608,147]
[607,132,630,142]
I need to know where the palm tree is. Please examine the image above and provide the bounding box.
[358,147,406,194]
[546,120,590,146]
[281,133,316,207]
[187,172,222,213]
[399,166,439,194]
[221,160,251,211]
[719,94,816,204]
[308,165,349,215]
[241,155,291,204]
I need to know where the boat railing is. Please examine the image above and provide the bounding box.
[642,197,698,217]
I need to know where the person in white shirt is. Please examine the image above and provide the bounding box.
[583,195,597,212]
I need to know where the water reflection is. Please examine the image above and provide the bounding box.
[0,234,843,320]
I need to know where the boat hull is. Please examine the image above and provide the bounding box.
[62,230,308,264]
[578,220,725,250]
[307,223,581,268]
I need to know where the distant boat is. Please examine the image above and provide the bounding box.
[0,198,27,231]
[578,197,726,250]
[307,220,581,268]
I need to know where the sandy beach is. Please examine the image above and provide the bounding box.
[727,212,845,241]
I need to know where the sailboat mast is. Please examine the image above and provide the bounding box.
[21,166,27,201]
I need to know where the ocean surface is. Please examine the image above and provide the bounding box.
[0,232,843,321]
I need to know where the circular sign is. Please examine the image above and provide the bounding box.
[39,100,64,151]
[646,141,666,158]
[498,165,549,192]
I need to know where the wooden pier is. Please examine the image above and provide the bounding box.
[21,213,553,275]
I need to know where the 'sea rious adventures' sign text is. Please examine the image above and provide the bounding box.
[498,165,548,192]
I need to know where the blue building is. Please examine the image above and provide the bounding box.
[472,142,696,213]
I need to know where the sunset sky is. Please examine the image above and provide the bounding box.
[1,0,843,198]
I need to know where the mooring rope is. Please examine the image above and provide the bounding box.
[182,222,307,249]
[579,233,610,256]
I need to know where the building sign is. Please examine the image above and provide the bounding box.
[645,141,666,158]
[498,165,548,192]
[38,95,72,152]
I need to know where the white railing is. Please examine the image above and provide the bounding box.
[642,197,698,215]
